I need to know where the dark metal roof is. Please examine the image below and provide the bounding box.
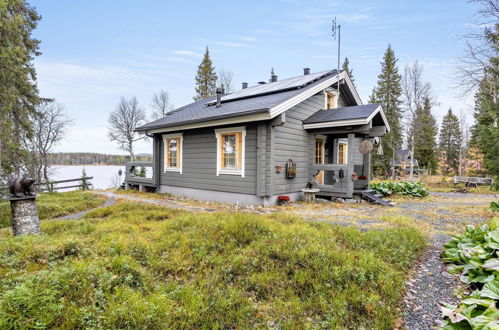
[209,69,333,104]
[303,104,381,124]
[137,69,340,131]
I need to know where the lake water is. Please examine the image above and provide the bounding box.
[51,165,125,190]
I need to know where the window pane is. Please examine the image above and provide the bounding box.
[168,139,177,167]
[223,134,236,169]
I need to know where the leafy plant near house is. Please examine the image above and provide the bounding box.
[490,202,499,212]
[370,181,429,197]
[440,222,499,329]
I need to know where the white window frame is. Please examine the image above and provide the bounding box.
[324,88,339,109]
[163,133,183,174]
[215,126,246,178]
[337,139,348,164]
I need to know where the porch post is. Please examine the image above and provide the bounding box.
[346,133,354,198]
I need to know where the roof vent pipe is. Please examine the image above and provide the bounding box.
[258,81,266,85]
[242,82,248,89]
[303,68,310,75]
[270,74,278,82]
[216,88,222,108]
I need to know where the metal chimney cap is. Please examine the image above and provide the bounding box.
[242,82,248,89]
[303,68,310,75]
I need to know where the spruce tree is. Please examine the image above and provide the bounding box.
[0,0,41,178]
[439,108,462,173]
[408,97,438,172]
[370,45,404,177]
[193,47,218,101]
[469,25,499,178]
[342,57,356,88]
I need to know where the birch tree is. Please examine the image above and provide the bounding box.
[108,97,147,159]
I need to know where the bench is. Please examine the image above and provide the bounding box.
[453,176,494,188]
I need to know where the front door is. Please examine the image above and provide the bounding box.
[315,138,325,184]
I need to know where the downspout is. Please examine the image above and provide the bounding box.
[145,131,161,191]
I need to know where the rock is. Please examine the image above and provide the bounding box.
[335,198,345,204]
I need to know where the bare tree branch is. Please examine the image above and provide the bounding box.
[108,96,147,159]
[25,101,72,183]
[151,90,174,120]
[218,68,234,94]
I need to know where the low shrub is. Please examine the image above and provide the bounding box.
[370,181,429,197]
[0,202,426,328]
[0,191,104,229]
[441,220,499,328]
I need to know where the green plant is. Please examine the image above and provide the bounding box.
[370,181,429,197]
[441,222,499,329]
[0,202,426,328]
[0,191,104,228]
[490,202,499,212]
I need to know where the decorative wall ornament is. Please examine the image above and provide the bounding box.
[359,140,374,154]
[285,159,296,179]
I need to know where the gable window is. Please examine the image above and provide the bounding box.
[325,91,338,109]
[338,141,348,164]
[215,126,246,177]
[163,133,183,173]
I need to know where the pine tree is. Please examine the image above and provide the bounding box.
[0,0,41,178]
[193,47,218,101]
[370,45,404,177]
[439,108,462,173]
[342,57,355,87]
[408,97,438,172]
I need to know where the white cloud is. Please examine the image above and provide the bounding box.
[171,50,202,57]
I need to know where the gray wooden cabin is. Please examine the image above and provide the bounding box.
[128,69,390,205]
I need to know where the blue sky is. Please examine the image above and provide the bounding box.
[31,0,479,154]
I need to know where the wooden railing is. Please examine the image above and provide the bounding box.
[1,177,93,196]
[37,177,94,192]
[125,162,155,186]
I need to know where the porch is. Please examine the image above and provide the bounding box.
[303,104,389,199]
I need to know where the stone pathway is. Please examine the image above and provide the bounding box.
[54,197,117,220]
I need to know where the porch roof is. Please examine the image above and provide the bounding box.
[302,104,390,131]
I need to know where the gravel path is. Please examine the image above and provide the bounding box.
[53,197,116,220]
[399,192,495,329]
[403,233,462,329]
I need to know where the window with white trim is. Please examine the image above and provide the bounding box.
[338,141,348,164]
[324,90,338,109]
[163,133,183,173]
[215,126,246,177]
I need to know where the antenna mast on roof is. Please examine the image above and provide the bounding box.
[331,17,341,98]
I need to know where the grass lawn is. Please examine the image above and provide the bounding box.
[0,202,426,328]
[0,191,104,229]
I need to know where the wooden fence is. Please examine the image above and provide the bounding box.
[1,177,94,195]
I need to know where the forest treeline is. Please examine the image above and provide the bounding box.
[47,153,152,166]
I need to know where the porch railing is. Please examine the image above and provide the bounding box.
[311,164,353,197]
[125,162,155,186]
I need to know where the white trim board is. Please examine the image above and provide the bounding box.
[303,105,391,131]
[162,133,183,174]
[145,113,270,134]
[215,126,246,178]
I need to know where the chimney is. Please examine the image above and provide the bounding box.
[258,81,266,85]
[303,68,310,75]
[270,74,278,82]
[216,88,222,107]
[242,82,248,89]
